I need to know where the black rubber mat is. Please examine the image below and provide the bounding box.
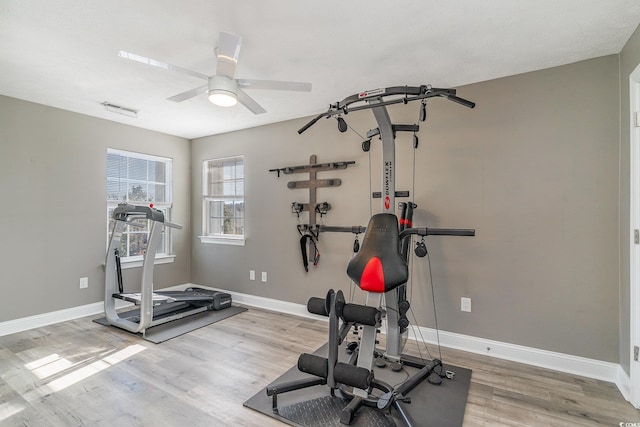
[278,395,395,427]
[93,306,247,343]
[244,343,471,426]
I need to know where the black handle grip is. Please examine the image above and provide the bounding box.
[298,113,325,134]
[446,95,476,109]
[399,227,475,240]
[426,228,475,236]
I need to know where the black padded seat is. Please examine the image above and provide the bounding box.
[347,213,408,293]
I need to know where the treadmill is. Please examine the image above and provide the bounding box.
[104,203,231,336]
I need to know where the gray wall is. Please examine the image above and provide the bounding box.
[0,44,630,366]
[620,24,640,375]
[0,95,191,322]
[192,55,621,363]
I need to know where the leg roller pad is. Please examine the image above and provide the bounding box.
[333,362,373,390]
[298,353,329,378]
[307,297,329,317]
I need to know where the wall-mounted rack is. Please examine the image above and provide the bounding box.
[270,154,355,227]
[269,159,355,178]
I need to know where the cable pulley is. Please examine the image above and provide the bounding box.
[337,116,348,133]
[415,238,428,258]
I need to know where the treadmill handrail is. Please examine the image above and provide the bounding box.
[163,220,183,230]
[112,202,183,229]
[113,202,165,223]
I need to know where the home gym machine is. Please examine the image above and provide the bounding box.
[266,85,475,426]
[104,203,232,336]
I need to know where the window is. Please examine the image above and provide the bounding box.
[107,149,173,262]
[201,156,245,245]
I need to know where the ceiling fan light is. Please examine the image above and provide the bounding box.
[208,89,238,107]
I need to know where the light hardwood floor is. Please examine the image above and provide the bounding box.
[0,306,638,426]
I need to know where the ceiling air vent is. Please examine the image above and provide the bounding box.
[101,102,138,118]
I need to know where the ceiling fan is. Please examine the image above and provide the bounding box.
[118,32,312,114]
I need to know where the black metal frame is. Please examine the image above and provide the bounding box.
[298,85,475,134]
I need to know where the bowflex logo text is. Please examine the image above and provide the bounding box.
[384,161,392,210]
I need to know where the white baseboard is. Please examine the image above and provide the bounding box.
[616,365,632,403]
[0,299,134,337]
[404,325,620,383]
[179,283,327,320]
[190,283,622,385]
[0,283,625,396]
[0,284,316,339]
[0,296,139,337]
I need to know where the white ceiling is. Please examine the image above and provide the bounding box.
[1,0,639,140]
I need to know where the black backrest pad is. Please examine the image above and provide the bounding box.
[346,214,408,293]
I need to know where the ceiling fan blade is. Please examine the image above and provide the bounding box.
[236,79,312,92]
[236,88,266,114]
[167,84,208,102]
[215,32,242,78]
[118,50,209,81]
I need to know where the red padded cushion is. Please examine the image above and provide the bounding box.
[360,257,385,293]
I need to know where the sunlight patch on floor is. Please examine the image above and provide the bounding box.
[0,401,25,422]
[24,353,72,379]
[23,344,147,393]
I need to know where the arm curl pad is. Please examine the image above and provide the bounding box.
[342,303,381,326]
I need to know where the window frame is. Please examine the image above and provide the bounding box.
[200,155,246,246]
[106,148,175,265]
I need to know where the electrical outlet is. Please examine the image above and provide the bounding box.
[250,270,255,281]
[261,272,267,282]
[461,297,471,312]
[79,277,89,289]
